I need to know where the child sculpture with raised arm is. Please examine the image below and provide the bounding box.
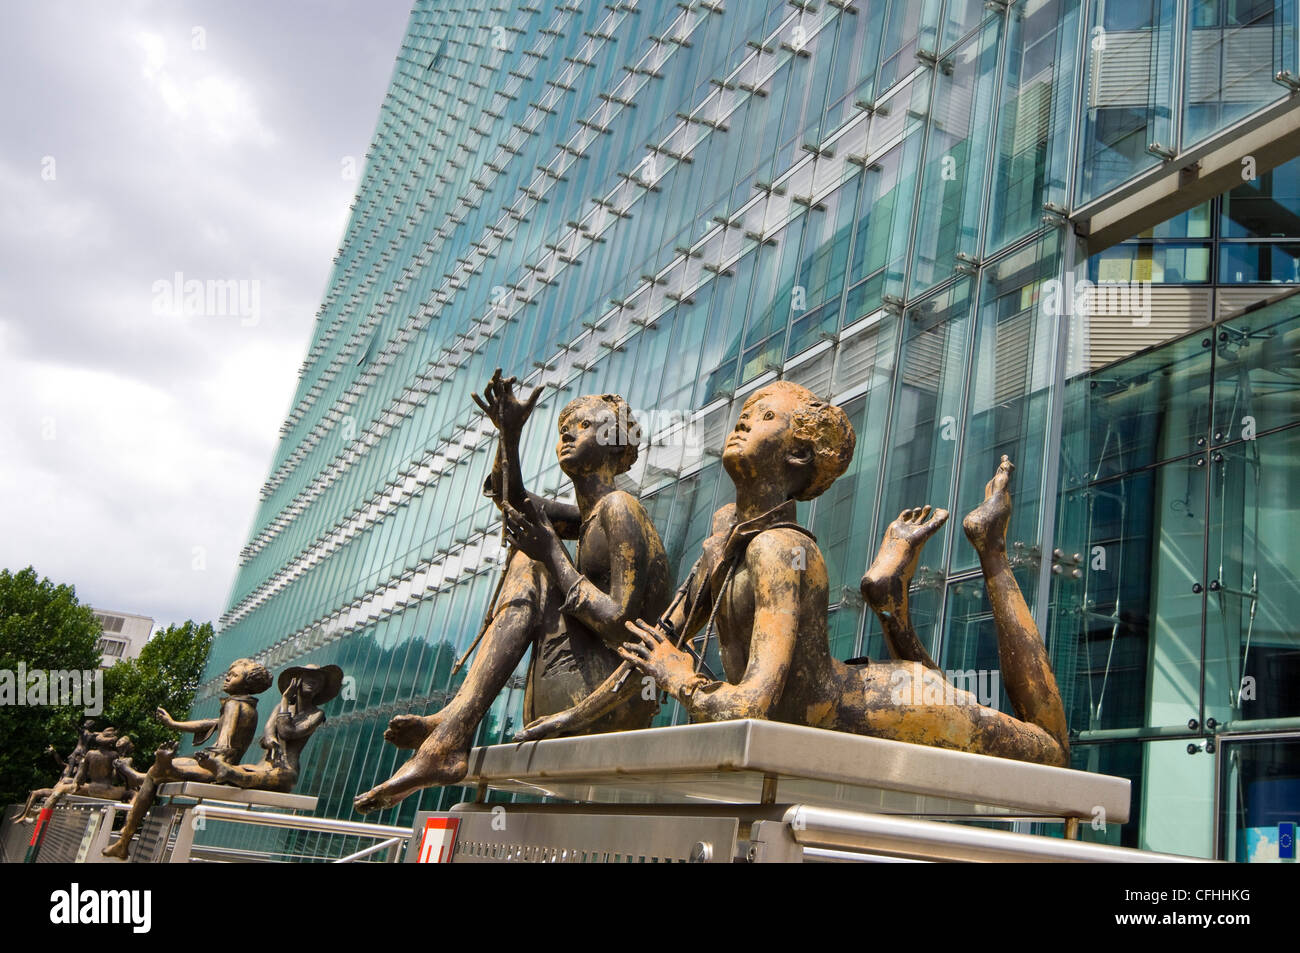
[353,370,671,812]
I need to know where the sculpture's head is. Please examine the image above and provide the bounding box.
[277,664,344,707]
[556,393,639,479]
[723,381,854,502]
[224,658,273,696]
[116,736,133,756]
[96,726,119,747]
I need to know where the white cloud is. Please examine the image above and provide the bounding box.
[0,1,412,629]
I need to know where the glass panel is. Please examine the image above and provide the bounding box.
[910,18,1002,294]
[1219,241,1300,283]
[1138,738,1217,857]
[1205,427,1300,725]
[1070,331,1214,479]
[1222,157,1300,239]
[986,0,1081,254]
[951,236,1059,574]
[938,569,1038,715]
[1089,241,1212,282]
[1212,300,1300,442]
[877,280,974,595]
[1183,0,1285,149]
[1217,734,1300,862]
[1077,0,1177,202]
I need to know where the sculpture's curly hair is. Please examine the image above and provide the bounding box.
[230,658,273,695]
[559,393,640,474]
[742,381,855,501]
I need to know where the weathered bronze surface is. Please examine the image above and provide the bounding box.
[13,725,140,823]
[353,370,670,812]
[197,664,342,791]
[102,657,273,859]
[546,381,1068,767]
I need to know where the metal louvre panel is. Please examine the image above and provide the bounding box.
[0,808,32,862]
[1187,26,1276,104]
[1008,79,1053,156]
[697,401,733,457]
[900,326,948,392]
[786,346,834,397]
[1090,31,1154,109]
[131,805,177,863]
[34,808,92,863]
[1083,286,1213,370]
[440,810,738,863]
[993,308,1034,406]
[833,321,888,394]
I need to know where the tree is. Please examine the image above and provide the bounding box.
[102,621,214,758]
[0,567,102,804]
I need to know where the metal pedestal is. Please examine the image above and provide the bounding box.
[406,720,1208,862]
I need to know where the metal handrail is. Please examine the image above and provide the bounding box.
[186,803,409,839]
[332,837,403,863]
[783,806,1212,863]
[171,803,412,863]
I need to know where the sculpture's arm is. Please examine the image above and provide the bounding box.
[156,706,217,735]
[115,759,146,788]
[279,709,326,741]
[621,532,798,722]
[512,555,706,741]
[548,495,657,646]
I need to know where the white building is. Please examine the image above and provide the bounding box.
[91,609,153,667]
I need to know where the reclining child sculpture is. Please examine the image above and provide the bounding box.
[522,380,1070,767]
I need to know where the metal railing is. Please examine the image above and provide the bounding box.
[749,806,1212,863]
[169,803,412,863]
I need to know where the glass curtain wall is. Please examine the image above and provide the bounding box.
[194,0,1300,859]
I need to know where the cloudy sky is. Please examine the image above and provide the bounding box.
[0,1,411,631]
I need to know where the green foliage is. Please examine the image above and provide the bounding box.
[102,621,214,758]
[0,567,102,804]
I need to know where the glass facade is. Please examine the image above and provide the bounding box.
[194,0,1300,860]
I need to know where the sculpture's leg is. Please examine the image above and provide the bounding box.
[14,788,52,824]
[102,746,184,859]
[961,456,1069,762]
[195,751,294,792]
[861,506,949,668]
[101,771,159,859]
[38,778,77,814]
[353,554,541,814]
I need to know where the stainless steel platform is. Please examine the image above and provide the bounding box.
[156,781,317,812]
[463,719,1129,822]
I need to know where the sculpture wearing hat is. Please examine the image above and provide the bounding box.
[197,664,342,792]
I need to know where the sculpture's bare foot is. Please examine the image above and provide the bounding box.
[962,455,1014,555]
[102,838,131,860]
[194,750,230,783]
[152,743,177,772]
[353,748,469,814]
[384,712,442,750]
[513,712,570,743]
[861,505,949,609]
